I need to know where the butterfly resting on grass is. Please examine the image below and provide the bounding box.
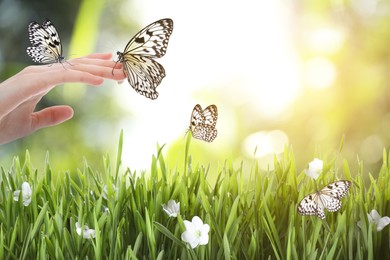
[297,180,351,220]
[115,18,174,100]
[26,19,65,64]
[189,104,218,142]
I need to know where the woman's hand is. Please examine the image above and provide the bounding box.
[0,53,126,145]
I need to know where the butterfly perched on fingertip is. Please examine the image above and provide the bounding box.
[189,104,218,142]
[297,180,351,219]
[115,18,174,100]
[26,19,65,64]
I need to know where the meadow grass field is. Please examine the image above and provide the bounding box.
[0,132,389,259]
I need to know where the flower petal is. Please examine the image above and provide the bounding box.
[23,197,31,207]
[199,223,210,245]
[377,216,390,231]
[202,223,210,233]
[305,158,323,180]
[368,209,381,223]
[183,220,195,232]
[167,200,175,207]
[21,182,32,196]
[13,190,21,201]
[162,204,170,213]
[75,222,82,236]
[199,232,209,246]
[191,216,204,228]
[162,200,180,217]
[75,222,96,239]
[188,238,200,249]
[169,212,178,218]
[182,230,197,247]
[182,232,199,249]
[83,229,96,239]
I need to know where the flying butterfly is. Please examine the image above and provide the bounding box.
[189,104,218,142]
[297,180,351,219]
[26,19,65,64]
[115,18,174,99]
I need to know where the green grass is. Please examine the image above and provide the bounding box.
[0,131,390,259]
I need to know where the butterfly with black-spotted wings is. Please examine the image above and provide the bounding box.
[297,180,351,219]
[189,104,218,142]
[26,19,65,64]
[115,18,174,100]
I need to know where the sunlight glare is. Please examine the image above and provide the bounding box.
[304,57,336,90]
[242,130,289,158]
[307,27,346,54]
[115,0,298,170]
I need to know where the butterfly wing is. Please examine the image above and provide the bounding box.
[117,18,174,99]
[122,18,173,58]
[189,104,218,142]
[203,126,218,142]
[190,104,206,133]
[318,193,342,212]
[27,19,64,64]
[192,125,218,143]
[297,192,326,219]
[298,180,351,219]
[318,180,351,212]
[202,105,218,128]
[121,55,165,99]
[192,125,206,140]
[319,180,351,199]
[27,45,61,63]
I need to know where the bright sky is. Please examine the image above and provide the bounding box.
[110,1,331,170]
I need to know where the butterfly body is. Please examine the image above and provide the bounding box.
[27,19,64,64]
[189,104,218,142]
[116,18,173,99]
[297,180,351,219]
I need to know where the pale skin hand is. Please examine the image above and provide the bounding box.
[0,53,126,145]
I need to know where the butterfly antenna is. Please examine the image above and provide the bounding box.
[56,56,72,70]
[57,60,72,70]
[63,59,73,68]
[59,62,67,70]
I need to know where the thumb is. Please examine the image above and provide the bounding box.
[31,105,74,131]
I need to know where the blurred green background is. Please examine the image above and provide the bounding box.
[1,0,390,179]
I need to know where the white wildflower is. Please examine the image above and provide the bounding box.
[181,216,210,248]
[162,200,180,218]
[358,209,390,232]
[13,182,32,206]
[76,222,96,239]
[305,158,323,180]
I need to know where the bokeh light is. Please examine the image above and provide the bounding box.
[242,130,289,157]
